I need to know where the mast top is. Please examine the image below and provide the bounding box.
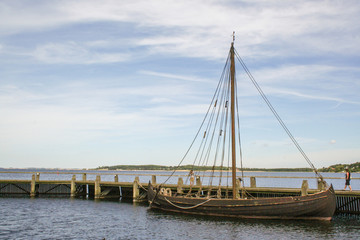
[232,31,235,43]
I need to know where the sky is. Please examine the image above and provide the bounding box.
[0,0,359,169]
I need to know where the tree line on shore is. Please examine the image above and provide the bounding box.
[318,162,360,172]
[96,162,359,172]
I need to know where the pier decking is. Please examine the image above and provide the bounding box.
[1,172,359,215]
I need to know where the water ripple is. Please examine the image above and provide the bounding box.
[0,198,359,240]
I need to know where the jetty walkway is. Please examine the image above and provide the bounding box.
[0,171,359,215]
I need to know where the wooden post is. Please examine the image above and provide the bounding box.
[301,180,308,196]
[70,175,76,198]
[235,178,241,199]
[250,177,256,188]
[133,176,140,202]
[317,178,325,191]
[30,174,36,198]
[114,175,118,182]
[94,175,101,199]
[82,173,87,182]
[177,177,183,194]
[82,173,87,198]
[152,175,156,185]
[196,176,201,186]
[196,176,202,197]
[36,173,40,182]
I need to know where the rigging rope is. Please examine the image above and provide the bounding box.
[234,49,323,180]
[162,53,231,185]
[235,74,246,197]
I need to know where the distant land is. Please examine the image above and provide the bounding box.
[318,162,360,173]
[96,162,360,172]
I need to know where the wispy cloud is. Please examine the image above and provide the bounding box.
[32,42,130,64]
[266,87,360,106]
[0,81,207,139]
[241,64,360,107]
[140,70,211,83]
[1,1,359,61]
[0,0,359,168]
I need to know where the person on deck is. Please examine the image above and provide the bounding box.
[343,167,352,191]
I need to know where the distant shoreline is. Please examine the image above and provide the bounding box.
[95,163,360,173]
[95,165,314,172]
[1,162,358,173]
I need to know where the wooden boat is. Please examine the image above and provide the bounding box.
[148,183,336,220]
[148,34,336,220]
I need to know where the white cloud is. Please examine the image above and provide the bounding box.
[144,104,208,117]
[1,0,359,60]
[32,42,130,64]
[140,70,211,83]
[0,81,207,143]
[1,0,360,168]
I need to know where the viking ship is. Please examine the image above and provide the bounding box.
[148,34,336,220]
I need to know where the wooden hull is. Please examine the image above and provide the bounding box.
[148,183,336,220]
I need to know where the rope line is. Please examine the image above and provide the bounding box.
[234,49,323,180]
[164,197,211,209]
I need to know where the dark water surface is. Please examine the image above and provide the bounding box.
[1,197,359,240]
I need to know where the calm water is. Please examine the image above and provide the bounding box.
[0,198,359,240]
[1,169,359,239]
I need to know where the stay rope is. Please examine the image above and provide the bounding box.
[234,49,324,181]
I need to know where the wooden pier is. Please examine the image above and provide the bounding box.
[1,172,359,215]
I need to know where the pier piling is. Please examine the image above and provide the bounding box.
[82,173,87,182]
[177,177,183,194]
[70,175,76,198]
[196,176,201,186]
[30,174,36,198]
[95,175,101,199]
[250,177,256,188]
[133,176,140,202]
[235,178,241,198]
[317,179,325,191]
[301,180,308,196]
[36,173,40,182]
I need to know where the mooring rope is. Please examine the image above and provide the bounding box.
[164,197,211,210]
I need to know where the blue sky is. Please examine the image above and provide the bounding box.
[0,0,359,169]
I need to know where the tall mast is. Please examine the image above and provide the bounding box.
[230,33,237,199]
